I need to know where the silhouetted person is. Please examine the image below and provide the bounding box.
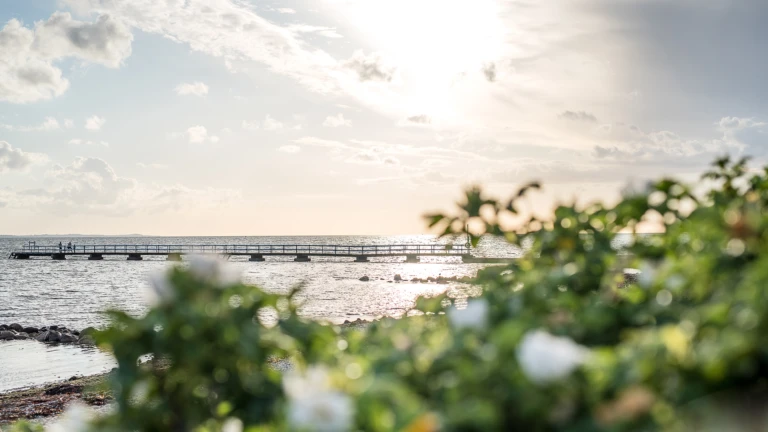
[58,242,62,252]
[67,242,72,251]
[73,244,76,252]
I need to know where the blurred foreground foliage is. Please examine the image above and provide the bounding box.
[11,156,768,431]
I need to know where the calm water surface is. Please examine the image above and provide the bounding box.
[0,235,519,391]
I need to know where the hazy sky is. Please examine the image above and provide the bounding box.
[0,0,766,235]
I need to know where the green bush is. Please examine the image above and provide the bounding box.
[14,156,768,431]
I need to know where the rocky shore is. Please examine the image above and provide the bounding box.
[358,273,474,284]
[0,324,96,345]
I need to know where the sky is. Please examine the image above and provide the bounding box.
[0,0,766,235]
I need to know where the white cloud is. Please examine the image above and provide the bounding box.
[1,116,61,131]
[6,156,239,214]
[65,0,340,93]
[559,111,598,123]
[175,81,209,96]
[0,141,47,172]
[63,119,74,129]
[276,8,296,14]
[323,113,352,128]
[0,12,132,103]
[244,115,284,131]
[242,120,259,131]
[68,138,109,147]
[137,162,168,169]
[278,145,301,153]
[187,125,208,143]
[263,115,284,131]
[85,115,106,130]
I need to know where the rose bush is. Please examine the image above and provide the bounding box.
[10,156,768,431]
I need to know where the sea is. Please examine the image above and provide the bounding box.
[0,235,520,392]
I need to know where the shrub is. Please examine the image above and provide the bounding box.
[12,156,768,431]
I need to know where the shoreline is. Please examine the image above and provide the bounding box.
[0,372,112,424]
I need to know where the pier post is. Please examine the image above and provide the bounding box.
[127,254,143,261]
[52,254,66,260]
[15,254,30,259]
[167,253,182,262]
[88,254,103,260]
[294,255,311,262]
[405,254,419,263]
[355,256,369,262]
[249,254,265,262]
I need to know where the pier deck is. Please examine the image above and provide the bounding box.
[8,243,474,262]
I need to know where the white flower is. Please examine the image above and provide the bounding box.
[222,417,244,432]
[188,255,242,286]
[46,402,94,432]
[516,330,589,384]
[448,299,489,330]
[144,270,175,306]
[284,366,354,432]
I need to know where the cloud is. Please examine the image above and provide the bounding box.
[175,81,209,96]
[276,8,296,14]
[482,62,496,82]
[559,111,598,123]
[1,116,61,131]
[64,119,74,128]
[64,0,339,93]
[6,156,239,214]
[343,50,394,82]
[68,138,109,147]
[242,120,259,131]
[399,114,431,127]
[186,125,219,143]
[85,115,106,130]
[0,141,48,172]
[263,115,284,131]
[243,115,283,131]
[323,113,352,127]
[288,24,343,39]
[0,12,132,103]
[278,145,301,153]
[137,162,168,169]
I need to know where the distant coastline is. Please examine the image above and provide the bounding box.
[0,234,146,238]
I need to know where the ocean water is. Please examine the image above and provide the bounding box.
[0,235,519,392]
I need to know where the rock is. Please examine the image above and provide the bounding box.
[0,324,7,331]
[9,323,23,332]
[69,376,79,381]
[427,277,436,282]
[411,277,419,282]
[73,330,80,336]
[13,332,29,340]
[394,274,403,281]
[0,330,16,340]
[80,327,96,336]
[359,276,370,281]
[48,330,62,342]
[59,333,78,343]
[22,326,38,333]
[79,335,96,345]
[49,325,58,330]
[40,326,48,331]
[36,331,50,342]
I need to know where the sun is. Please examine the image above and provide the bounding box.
[328,0,504,118]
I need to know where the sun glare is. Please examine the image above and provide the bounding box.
[330,0,503,117]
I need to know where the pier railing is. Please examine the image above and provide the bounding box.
[14,243,470,257]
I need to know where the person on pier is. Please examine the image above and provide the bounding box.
[67,242,72,251]
[58,242,62,252]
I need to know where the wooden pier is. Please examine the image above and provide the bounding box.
[8,243,475,263]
